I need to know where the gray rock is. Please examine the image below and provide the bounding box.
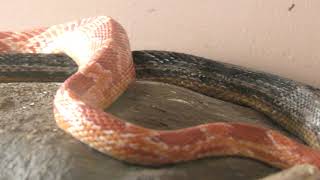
[260,164,320,180]
[0,80,293,180]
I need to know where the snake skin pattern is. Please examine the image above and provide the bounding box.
[1,16,320,168]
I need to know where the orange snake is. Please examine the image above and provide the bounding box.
[1,16,320,168]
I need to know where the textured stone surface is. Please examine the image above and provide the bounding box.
[0,80,297,180]
[261,164,320,180]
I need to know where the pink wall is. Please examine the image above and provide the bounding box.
[1,0,320,87]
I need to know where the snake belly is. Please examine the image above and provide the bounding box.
[1,16,320,168]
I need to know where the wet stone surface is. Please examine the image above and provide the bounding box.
[0,81,290,180]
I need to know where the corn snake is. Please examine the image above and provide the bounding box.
[1,16,320,169]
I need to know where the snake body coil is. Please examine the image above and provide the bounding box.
[1,16,320,168]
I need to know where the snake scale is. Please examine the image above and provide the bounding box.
[1,16,320,168]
